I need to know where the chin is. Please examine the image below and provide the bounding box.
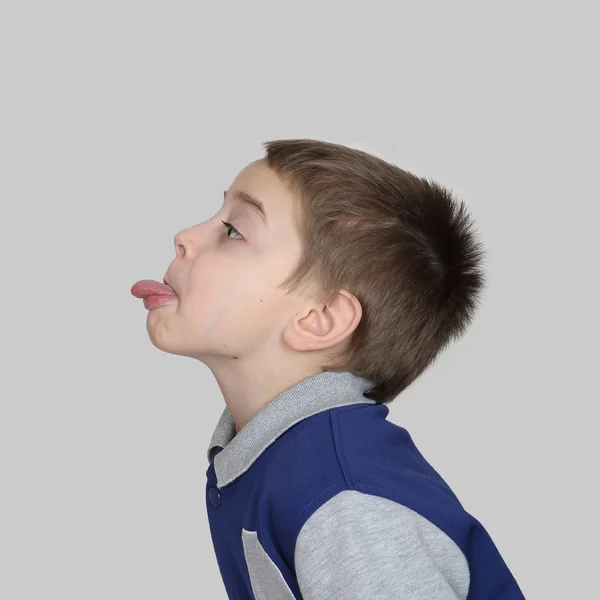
[146,328,202,360]
[145,320,179,355]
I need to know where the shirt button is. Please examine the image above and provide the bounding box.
[208,486,221,507]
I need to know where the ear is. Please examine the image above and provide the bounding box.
[282,290,362,352]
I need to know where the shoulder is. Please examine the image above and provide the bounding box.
[294,489,470,600]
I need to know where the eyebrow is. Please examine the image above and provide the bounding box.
[223,189,268,228]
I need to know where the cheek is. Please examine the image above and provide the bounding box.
[182,266,228,316]
[180,265,253,315]
[182,252,296,325]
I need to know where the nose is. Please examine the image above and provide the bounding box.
[174,220,208,258]
[174,231,188,258]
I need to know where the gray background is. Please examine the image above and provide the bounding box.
[1,2,597,598]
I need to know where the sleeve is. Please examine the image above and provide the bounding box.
[294,490,470,600]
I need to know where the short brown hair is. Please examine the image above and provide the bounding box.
[263,138,486,405]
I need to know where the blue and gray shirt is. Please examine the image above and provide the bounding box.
[205,370,526,599]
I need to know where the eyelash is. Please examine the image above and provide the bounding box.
[220,220,243,240]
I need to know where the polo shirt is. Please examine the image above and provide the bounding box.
[205,370,526,599]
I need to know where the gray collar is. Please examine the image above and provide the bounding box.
[207,370,377,487]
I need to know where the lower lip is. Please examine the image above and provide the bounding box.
[143,295,178,310]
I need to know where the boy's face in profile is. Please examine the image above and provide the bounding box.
[146,158,315,370]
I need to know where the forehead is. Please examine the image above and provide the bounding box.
[231,159,287,200]
[228,159,300,230]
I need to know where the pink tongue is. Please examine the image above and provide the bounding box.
[131,279,177,299]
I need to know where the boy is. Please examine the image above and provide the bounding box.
[131,139,526,599]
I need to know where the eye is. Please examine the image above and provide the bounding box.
[220,220,244,240]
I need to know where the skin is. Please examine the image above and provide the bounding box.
[146,158,363,434]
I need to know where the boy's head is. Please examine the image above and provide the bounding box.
[144,139,486,405]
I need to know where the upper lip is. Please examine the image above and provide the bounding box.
[163,276,177,294]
